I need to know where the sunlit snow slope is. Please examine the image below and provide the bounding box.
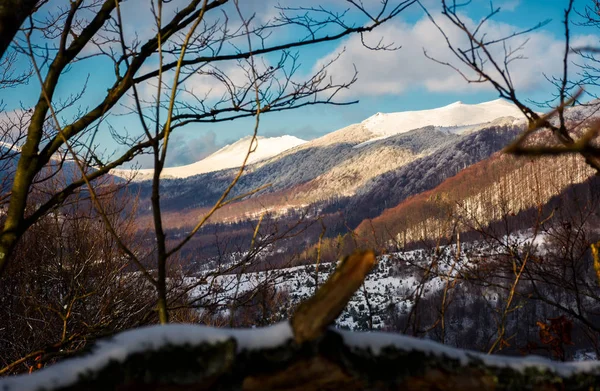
[114,135,306,181]
[362,99,525,137]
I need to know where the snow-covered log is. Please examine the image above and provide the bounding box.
[1,251,599,390]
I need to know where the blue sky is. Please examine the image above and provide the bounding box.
[1,0,598,167]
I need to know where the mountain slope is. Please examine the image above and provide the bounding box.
[361,99,524,138]
[353,101,600,246]
[355,142,595,247]
[139,101,527,231]
[342,117,523,226]
[147,125,461,214]
[114,135,306,181]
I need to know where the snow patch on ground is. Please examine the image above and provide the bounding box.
[339,328,600,377]
[0,323,293,391]
[2,320,599,390]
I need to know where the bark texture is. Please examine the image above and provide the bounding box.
[0,0,39,59]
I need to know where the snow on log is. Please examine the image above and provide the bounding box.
[1,250,599,390]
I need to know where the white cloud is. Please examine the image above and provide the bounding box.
[166,131,220,166]
[311,13,595,99]
[498,0,521,11]
[183,62,252,100]
[417,0,520,13]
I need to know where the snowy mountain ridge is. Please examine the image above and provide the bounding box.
[361,99,525,138]
[138,99,528,219]
[113,135,306,181]
[113,99,524,182]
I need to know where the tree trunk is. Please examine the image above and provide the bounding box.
[0,0,39,59]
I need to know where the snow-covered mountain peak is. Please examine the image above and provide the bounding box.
[112,99,526,183]
[361,99,525,138]
[113,134,306,181]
